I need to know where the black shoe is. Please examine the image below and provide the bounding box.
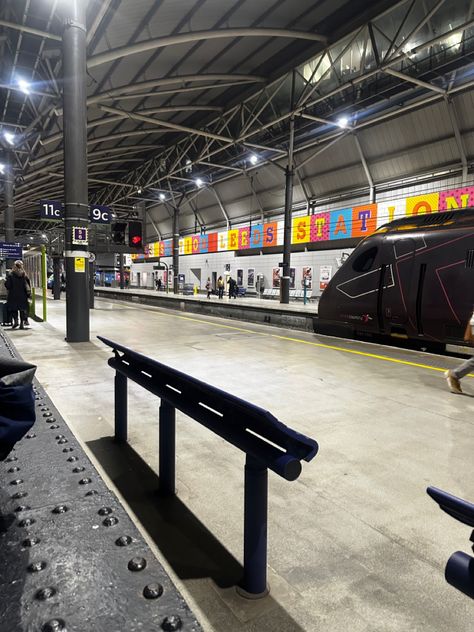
[11,323,18,330]
[19,323,24,330]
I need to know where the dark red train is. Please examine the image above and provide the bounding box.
[317,208,474,348]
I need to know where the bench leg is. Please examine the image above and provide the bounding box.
[159,400,176,496]
[238,455,269,598]
[114,372,128,443]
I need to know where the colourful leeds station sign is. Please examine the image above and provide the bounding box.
[133,185,474,261]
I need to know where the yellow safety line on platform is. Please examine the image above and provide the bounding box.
[109,298,474,377]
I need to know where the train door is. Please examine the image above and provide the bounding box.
[378,237,416,333]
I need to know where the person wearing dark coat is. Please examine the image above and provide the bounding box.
[5,260,31,330]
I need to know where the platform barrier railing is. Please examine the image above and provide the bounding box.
[98,335,319,598]
[427,486,474,599]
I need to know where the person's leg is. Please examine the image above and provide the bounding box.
[11,310,18,328]
[19,310,27,329]
[445,354,474,393]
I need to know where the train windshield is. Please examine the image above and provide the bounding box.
[352,244,378,272]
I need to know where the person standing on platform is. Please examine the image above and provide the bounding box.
[445,313,474,393]
[217,275,224,299]
[5,261,31,330]
[205,277,212,299]
[157,278,162,291]
[228,276,237,299]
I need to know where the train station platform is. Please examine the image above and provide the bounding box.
[4,295,474,631]
[94,286,319,333]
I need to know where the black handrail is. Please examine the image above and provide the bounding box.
[98,335,318,598]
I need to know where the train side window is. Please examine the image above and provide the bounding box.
[466,250,474,268]
[352,245,378,272]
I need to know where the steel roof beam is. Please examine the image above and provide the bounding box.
[444,96,468,182]
[0,18,61,42]
[353,133,375,202]
[88,28,327,69]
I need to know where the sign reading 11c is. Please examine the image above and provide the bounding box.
[40,200,112,224]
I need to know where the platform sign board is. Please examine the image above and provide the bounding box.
[319,265,332,291]
[0,242,22,259]
[72,226,88,245]
[90,205,111,224]
[40,200,63,220]
[74,257,86,273]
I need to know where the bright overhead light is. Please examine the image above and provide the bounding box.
[186,158,191,164]
[195,178,203,188]
[0,163,5,175]
[4,131,16,145]
[336,116,349,128]
[41,233,47,238]
[250,154,258,165]
[137,187,142,194]
[18,78,30,94]
[445,31,463,50]
[159,193,165,201]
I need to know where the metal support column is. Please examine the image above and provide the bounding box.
[114,372,127,443]
[172,207,179,294]
[238,455,269,598]
[158,400,176,496]
[4,153,15,268]
[62,0,89,342]
[89,261,95,308]
[281,116,295,305]
[119,253,124,289]
[53,256,61,300]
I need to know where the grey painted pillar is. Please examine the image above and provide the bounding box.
[62,0,89,342]
[280,116,295,305]
[173,207,179,294]
[89,261,95,308]
[119,253,124,289]
[4,153,15,268]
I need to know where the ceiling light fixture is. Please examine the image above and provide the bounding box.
[18,78,30,94]
[0,163,5,175]
[137,187,142,194]
[250,154,258,165]
[195,178,203,188]
[336,116,349,128]
[4,131,16,145]
[159,193,165,201]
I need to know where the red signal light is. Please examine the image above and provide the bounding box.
[131,235,142,245]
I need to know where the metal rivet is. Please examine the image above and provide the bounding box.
[98,507,112,516]
[28,561,47,573]
[67,456,78,463]
[143,583,163,599]
[43,412,53,417]
[42,619,66,632]
[8,466,20,473]
[55,435,65,440]
[52,505,69,514]
[12,491,27,499]
[62,447,73,453]
[6,456,18,463]
[102,516,118,527]
[49,425,60,430]
[161,616,182,631]
[35,587,57,601]
[41,407,49,412]
[115,535,132,547]
[57,439,68,445]
[35,395,43,400]
[79,478,92,485]
[45,418,57,423]
[14,505,31,513]
[128,557,147,572]
[73,466,85,473]
[19,518,35,527]
[22,536,40,547]
[26,433,36,439]
[10,479,23,485]
[85,490,98,496]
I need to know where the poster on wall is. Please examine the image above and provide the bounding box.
[319,265,332,291]
[237,268,244,286]
[272,267,281,288]
[248,268,255,287]
[290,267,296,289]
[302,266,312,289]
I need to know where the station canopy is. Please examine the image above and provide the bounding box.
[1,0,474,238]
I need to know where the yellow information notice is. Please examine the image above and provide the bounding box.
[74,257,86,273]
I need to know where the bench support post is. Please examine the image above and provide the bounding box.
[238,455,269,599]
[159,400,176,495]
[114,372,128,443]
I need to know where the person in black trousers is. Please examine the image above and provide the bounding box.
[5,260,31,330]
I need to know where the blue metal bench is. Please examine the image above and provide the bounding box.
[427,486,474,599]
[98,335,318,598]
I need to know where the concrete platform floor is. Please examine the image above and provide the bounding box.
[6,297,474,631]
